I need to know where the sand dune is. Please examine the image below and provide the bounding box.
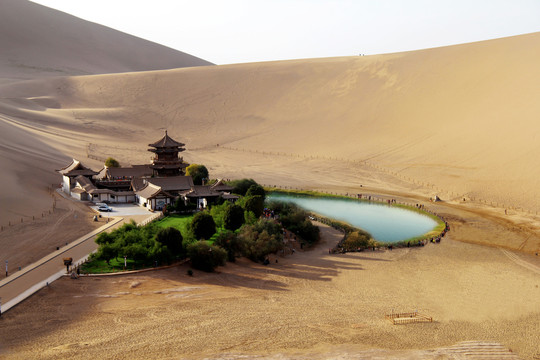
[0,0,212,83]
[1,9,539,358]
[1,32,539,254]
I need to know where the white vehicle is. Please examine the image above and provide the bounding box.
[97,204,112,212]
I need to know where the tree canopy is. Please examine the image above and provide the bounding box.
[246,184,266,201]
[190,212,216,240]
[186,164,209,185]
[229,178,258,196]
[155,227,184,256]
[105,157,120,168]
[224,204,245,231]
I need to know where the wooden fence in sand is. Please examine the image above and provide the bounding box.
[385,311,433,325]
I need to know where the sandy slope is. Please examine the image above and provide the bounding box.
[1,30,539,358]
[0,0,212,82]
[1,32,539,253]
[0,224,538,359]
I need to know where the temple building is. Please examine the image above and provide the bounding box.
[148,131,188,177]
[57,132,237,211]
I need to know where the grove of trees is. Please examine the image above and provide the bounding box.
[92,179,321,272]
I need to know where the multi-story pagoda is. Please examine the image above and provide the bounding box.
[148,131,189,177]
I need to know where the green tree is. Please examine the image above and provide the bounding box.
[150,241,173,264]
[190,212,216,240]
[244,195,264,218]
[214,230,241,262]
[238,219,284,262]
[244,210,257,225]
[186,164,209,185]
[267,201,320,245]
[124,243,148,263]
[155,227,184,256]
[96,243,118,265]
[95,232,115,246]
[209,202,229,229]
[246,184,266,201]
[187,241,227,272]
[229,178,258,196]
[224,204,245,231]
[105,157,120,168]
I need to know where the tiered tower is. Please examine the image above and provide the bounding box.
[148,131,187,177]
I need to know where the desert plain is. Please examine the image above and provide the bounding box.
[0,1,539,359]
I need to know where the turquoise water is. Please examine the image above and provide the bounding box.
[267,193,438,243]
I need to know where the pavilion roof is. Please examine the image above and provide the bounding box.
[135,183,174,200]
[210,179,234,192]
[105,165,153,179]
[182,185,221,198]
[148,131,185,148]
[58,159,98,177]
[146,176,194,192]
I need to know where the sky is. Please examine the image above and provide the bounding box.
[32,0,540,65]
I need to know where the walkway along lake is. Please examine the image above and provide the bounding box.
[267,193,438,243]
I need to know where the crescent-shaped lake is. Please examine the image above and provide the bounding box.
[267,193,438,243]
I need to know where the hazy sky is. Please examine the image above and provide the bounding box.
[32,0,540,65]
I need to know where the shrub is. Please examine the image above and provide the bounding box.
[341,231,372,251]
[224,204,244,231]
[190,212,216,240]
[187,241,227,272]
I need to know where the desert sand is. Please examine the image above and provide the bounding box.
[0,223,538,359]
[1,30,539,254]
[0,2,539,359]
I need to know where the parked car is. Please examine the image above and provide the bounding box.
[97,204,112,212]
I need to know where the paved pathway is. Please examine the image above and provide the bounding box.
[0,217,126,314]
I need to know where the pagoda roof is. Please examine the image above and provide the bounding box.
[150,163,189,170]
[148,131,185,148]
